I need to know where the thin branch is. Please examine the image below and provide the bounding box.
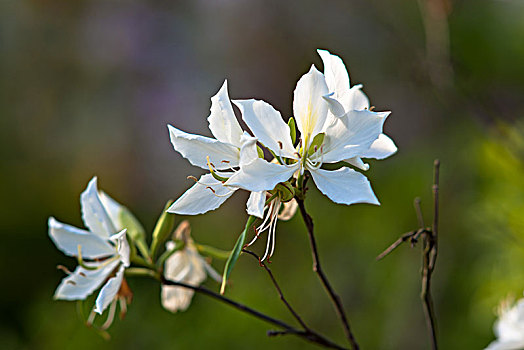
[160,276,348,350]
[296,198,360,350]
[376,159,440,350]
[242,249,309,330]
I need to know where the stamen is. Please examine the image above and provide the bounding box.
[221,160,230,164]
[66,280,77,285]
[79,272,87,277]
[100,298,118,330]
[206,186,216,194]
[278,141,283,149]
[57,265,72,275]
[187,176,198,182]
[86,309,97,327]
[369,106,375,111]
[119,296,127,320]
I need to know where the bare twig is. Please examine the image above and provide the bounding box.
[376,159,440,350]
[160,276,348,350]
[296,198,360,350]
[242,249,309,330]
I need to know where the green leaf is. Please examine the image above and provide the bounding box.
[118,206,149,259]
[288,117,297,144]
[149,200,175,260]
[256,145,265,158]
[308,132,325,156]
[220,216,257,294]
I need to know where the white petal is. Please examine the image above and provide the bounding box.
[167,174,236,215]
[484,340,524,350]
[94,265,125,314]
[48,217,115,259]
[309,167,379,205]
[162,242,207,313]
[80,177,117,238]
[317,49,350,99]
[54,259,120,301]
[344,85,370,111]
[208,80,244,147]
[293,65,329,146]
[110,229,130,267]
[323,94,346,118]
[233,99,295,157]
[360,134,397,160]
[98,191,125,231]
[239,132,260,166]
[225,159,297,193]
[247,191,266,218]
[321,110,388,163]
[345,157,370,171]
[168,125,240,170]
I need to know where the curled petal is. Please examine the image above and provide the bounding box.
[109,229,130,267]
[80,177,116,238]
[233,99,295,157]
[361,134,397,160]
[167,174,236,215]
[309,167,379,205]
[208,80,243,147]
[247,191,266,218]
[239,132,260,166]
[168,125,240,170]
[317,49,350,99]
[48,217,115,259]
[94,265,125,314]
[225,159,298,193]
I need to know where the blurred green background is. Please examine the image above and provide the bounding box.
[2,0,524,349]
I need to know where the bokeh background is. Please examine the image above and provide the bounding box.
[2,0,524,349]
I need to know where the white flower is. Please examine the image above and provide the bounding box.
[166,80,266,218]
[485,297,524,350]
[161,221,221,312]
[49,176,131,320]
[225,62,391,206]
[317,49,397,171]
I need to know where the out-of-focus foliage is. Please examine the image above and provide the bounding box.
[1,0,524,349]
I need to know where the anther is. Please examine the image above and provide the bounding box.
[187,175,198,182]
[369,106,375,111]
[221,160,230,164]
[206,186,216,194]
[66,280,77,286]
[79,272,87,277]
[278,141,283,149]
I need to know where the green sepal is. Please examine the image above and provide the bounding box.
[308,132,325,156]
[149,200,175,260]
[275,182,295,202]
[118,206,149,260]
[196,244,231,260]
[288,117,297,144]
[257,145,265,158]
[220,216,257,294]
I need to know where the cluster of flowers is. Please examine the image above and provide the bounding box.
[48,49,396,331]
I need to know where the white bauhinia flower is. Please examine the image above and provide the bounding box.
[317,48,397,171]
[49,176,132,328]
[225,64,390,206]
[161,221,221,312]
[166,80,267,219]
[485,296,524,350]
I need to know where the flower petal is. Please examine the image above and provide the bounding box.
[309,167,379,205]
[344,157,370,171]
[53,259,120,301]
[208,80,244,147]
[233,99,295,157]
[110,229,130,267]
[343,85,370,111]
[317,49,350,99]
[97,191,125,230]
[278,199,298,221]
[225,159,297,192]
[168,125,240,170]
[360,133,397,160]
[239,132,260,166]
[293,65,329,145]
[161,242,207,312]
[94,265,125,314]
[167,174,236,215]
[48,217,115,258]
[80,177,117,238]
[321,110,388,163]
[247,191,266,218]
